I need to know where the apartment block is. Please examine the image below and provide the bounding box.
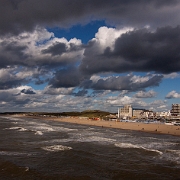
[118,105,133,118]
[171,104,180,116]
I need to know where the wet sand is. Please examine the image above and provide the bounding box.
[19,115,180,136]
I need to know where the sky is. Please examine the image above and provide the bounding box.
[0,0,180,113]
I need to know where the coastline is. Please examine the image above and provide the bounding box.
[10,115,180,136]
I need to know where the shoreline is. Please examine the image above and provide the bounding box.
[9,115,180,136]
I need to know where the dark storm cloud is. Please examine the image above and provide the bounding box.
[0,37,83,69]
[0,79,28,90]
[113,26,180,73]
[73,89,88,97]
[42,42,83,56]
[42,42,67,56]
[0,80,19,89]
[0,41,28,68]
[49,66,86,88]
[0,91,31,109]
[80,26,180,75]
[0,0,180,35]
[21,88,36,94]
[48,58,163,91]
[3,42,27,57]
[81,75,163,91]
[0,91,15,102]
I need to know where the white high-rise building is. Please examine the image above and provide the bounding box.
[118,105,133,119]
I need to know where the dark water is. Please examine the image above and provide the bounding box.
[0,116,180,180]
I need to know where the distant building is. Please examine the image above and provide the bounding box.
[118,105,132,119]
[156,111,171,118]
[132,109,144,119]
[171,104,180,116]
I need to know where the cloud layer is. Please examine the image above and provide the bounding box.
[1,0,180,35]
[0,0,180,112]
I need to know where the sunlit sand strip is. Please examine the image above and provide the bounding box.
[44,117,180,136]
[10,115,180,136]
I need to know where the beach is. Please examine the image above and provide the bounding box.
[20,115,180,136]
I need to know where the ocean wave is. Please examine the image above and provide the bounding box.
[55,126,78,132]
[35,131,43,135]
[4,126,28,131]
[166,149,180,157]
[0,151,30,156]
[115,143,163,155]
[33,126,55,132]
[25,121,77,132]
[114,133,133,138]
[42,145,72,152]
[43,139,71,143]
[76,136,116,143]
[143,142,179,151]
[162,149,180,165]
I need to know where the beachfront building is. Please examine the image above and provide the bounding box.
[140,110,155,119]
[156,111,171,118]
[118,105,132,119]
[132,109,144,119]
[171,104,180,116]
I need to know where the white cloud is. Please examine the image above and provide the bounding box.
[43,86,74,95]
[95,26,133,50]
[166,91,180,99]
[89,26,133,54]
[118,90,129,97]
[0,27,84,67]
[130,75,150,84]
[163,72,180,79]
[134,90,156,98]
[107,95,136,106]
[157,105,167,109]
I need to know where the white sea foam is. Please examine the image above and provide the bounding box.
[4,126,28,131]
[43,139,71,144]
[33,126,55,132]
[0,151,29,156]
[115,143,163,155]
[115,143,139,149]
[140,147,163,155]
[25,167,29,171]
[114,133,132,138]
[12,122,18,124]
[35,131,43,135]
[42,145,72,152]
[166,149,180,157]
[142,137,158,140]
[76,136,116,143]
[162,149,180,165]
[40,136,116,144]
[143,142,179,151]
[54,126,78,132]
[88,127,95,130]
[25,122,76,132]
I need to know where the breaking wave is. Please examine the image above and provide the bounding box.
[0,151,30,156]
[35,131,43,135]
[4,126,28,131]
[115,143,163,155]
[166,149,180,157]
[42,145,72,152]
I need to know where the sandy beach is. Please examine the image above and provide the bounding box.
[17,115,180,136]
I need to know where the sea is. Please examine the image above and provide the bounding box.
[0,116,180,180]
